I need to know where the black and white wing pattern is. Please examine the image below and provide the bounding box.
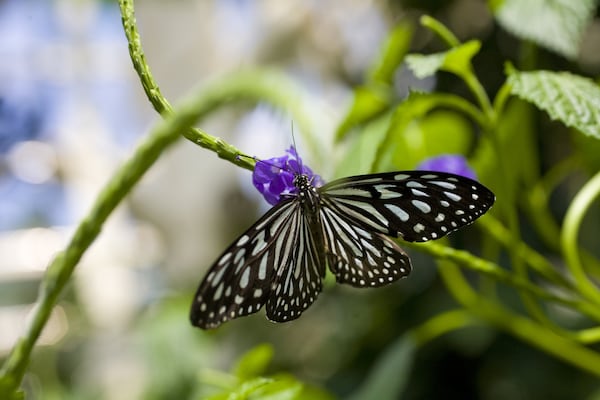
[319,171,495,242]
[190,168,495,329]
[190,199,295,329]
[190,198,327,329]
[266,206,326,322]
[320,204,412,287]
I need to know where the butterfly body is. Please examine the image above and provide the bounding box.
[191,163,494,329]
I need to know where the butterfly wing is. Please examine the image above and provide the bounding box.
[320,204,412,287]
[320,171,495,242]
[190,199,301,329]
[265,206,327,322]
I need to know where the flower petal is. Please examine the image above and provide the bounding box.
[251,146,323,204]
[417,154,477,180]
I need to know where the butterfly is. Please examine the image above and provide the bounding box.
[190,148,495,329]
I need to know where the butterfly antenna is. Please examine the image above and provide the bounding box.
[238,153,287,173]
[290,121,304,175]
[236,153,260,165]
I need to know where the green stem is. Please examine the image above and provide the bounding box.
[527,157,579,249]
[527,158,600,281]
[410,310,479,346]
[118,0,254,170]
[487,94,547,326]
[461,71,494,119]
[0,72,265,395]
[438,260,600,377]
[119,0,319,168]
[479,216,573,290]
[420,15,460,48]
[561,170,600,305]
[492,81,512,117]
[404,240,600,323]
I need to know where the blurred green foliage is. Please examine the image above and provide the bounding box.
[3,0,600,399]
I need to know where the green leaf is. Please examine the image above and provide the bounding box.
[234,344,274,381]
[208,376,306,400]
[367,21,414,85]
[507,68,600,139]
[347,334,417,400]
[249,377,303,400]
[405,40,481,79]
[490,0,595,59]
[206,377,273,400]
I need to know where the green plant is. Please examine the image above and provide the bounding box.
[2,0,600,398]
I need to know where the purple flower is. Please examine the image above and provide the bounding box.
[417,155,477,180]
[252,147,324,205]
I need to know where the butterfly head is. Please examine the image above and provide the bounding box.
[252,146,323,205]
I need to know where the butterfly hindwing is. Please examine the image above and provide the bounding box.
[320,204,412,287]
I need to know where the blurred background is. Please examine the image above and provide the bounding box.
[1,0,600,399]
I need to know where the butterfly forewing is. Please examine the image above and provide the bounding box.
[190,199,300,329]
[320,171,495,242]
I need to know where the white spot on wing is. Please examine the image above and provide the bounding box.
[412,199,431,213]
[326,187,372,197]
[213,283,224,301]
[407,181,426,189]
[237,235,249,246]
[258,256,268,280]
[444,191,462,202]
[240,267,251,288]
[217,253,231,266]
[384,204,409,221]
[431,181,457,190]
[411,189,430,197]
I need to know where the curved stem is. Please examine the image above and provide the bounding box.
[118,0,252,171]
[479,216,573,290]
[438,260,600,377]
[492,81,512,117]
[462,71,494,119]
[0,72,272,395]
[420,15,460,48]
[526,156,579,249]
[561,170,600,304]
[410,309,479,346]
[404,240,600,323]
[119,0,319,168]
[486,101,547,326]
